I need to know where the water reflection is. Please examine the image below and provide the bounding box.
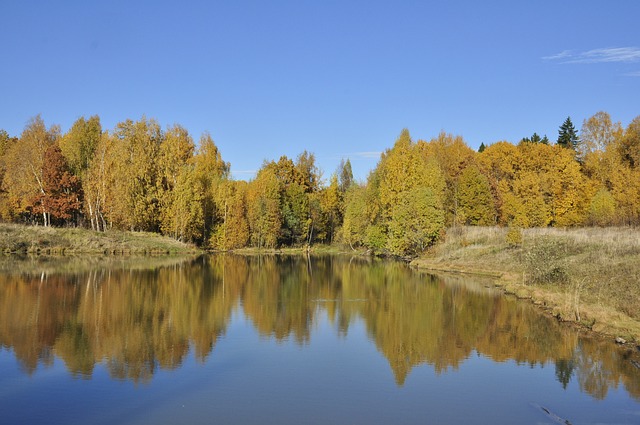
[0,254,638,399]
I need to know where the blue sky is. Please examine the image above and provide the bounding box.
[1,1,639,181]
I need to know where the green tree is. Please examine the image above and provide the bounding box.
[557,116,579,150]
[387,186,444,256]
[280,180,310,245]
[262,155,310,245]
[520,133,549,145]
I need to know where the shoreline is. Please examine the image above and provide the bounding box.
[411,259,640,347]
[0,223,201,255]
[2,223,638,345]
[411,226,640,346]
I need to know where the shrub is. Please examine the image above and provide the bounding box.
[522,236,570,285]
[505,226,523,247]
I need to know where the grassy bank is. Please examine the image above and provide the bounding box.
[412,226,640,342]
[0,223,201,255]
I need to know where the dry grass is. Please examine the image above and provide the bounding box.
[0,223,201,255]
[413,226,640,341]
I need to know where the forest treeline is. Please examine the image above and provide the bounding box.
[0,111,638,256]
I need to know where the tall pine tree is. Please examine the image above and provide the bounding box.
[557,116,579,150]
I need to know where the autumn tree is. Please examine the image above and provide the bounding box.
[105,117,164,231]
[579,111,623,160]
[0,130,18,218]
[546,144,589,226]
[161,165,204,243]
[193,132,230,242]
[363,129,447,255]
[83,131,116,231]
[320,174,341,243]
[417,132,476,225]
[342,183,368,249]
[246,167,282,248]
[477,141,589,227]
[337,158,354,192]
[37,144,82,226]
[210,180,250,249]
[617,116,640,169]
[157,125,196,239]
[588,188,616,226]
[456,165,495,225]
[295,150,321,193]
[59,115,102,176]
[2,115,60,223]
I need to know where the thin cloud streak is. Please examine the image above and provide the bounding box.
[232,169,257,175]
[624,71,640,77]
[350,151,382,159]
[544,47,640,64]
[330,151,382,161]
[542,50,572,61]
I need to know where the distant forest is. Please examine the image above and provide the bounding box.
[0,111,638,256]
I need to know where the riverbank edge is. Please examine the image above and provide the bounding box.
[219,241,640,344]
[0,223,201,255]
[4,223,638,346]
[410,258,640,346]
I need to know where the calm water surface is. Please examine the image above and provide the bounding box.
[1,255,639,425]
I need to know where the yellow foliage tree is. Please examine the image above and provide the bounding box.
[246,167,282,248]
[2,115,60,223]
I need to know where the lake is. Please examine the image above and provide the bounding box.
[1,254,639,424]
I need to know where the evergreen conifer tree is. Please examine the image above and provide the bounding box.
[557,117,579,149]
[478,142,486,153]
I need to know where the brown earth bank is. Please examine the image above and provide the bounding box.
[411,226,640,345]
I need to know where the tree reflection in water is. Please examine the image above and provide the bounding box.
[0,254,638,399]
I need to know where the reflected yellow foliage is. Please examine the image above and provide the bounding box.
[0,255,638,398]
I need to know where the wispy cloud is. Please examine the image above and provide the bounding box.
[232,169,257,177]
[624,71,640,77]
[350,151,382,159]
[542,50,572,61]
[543,47,640,64]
